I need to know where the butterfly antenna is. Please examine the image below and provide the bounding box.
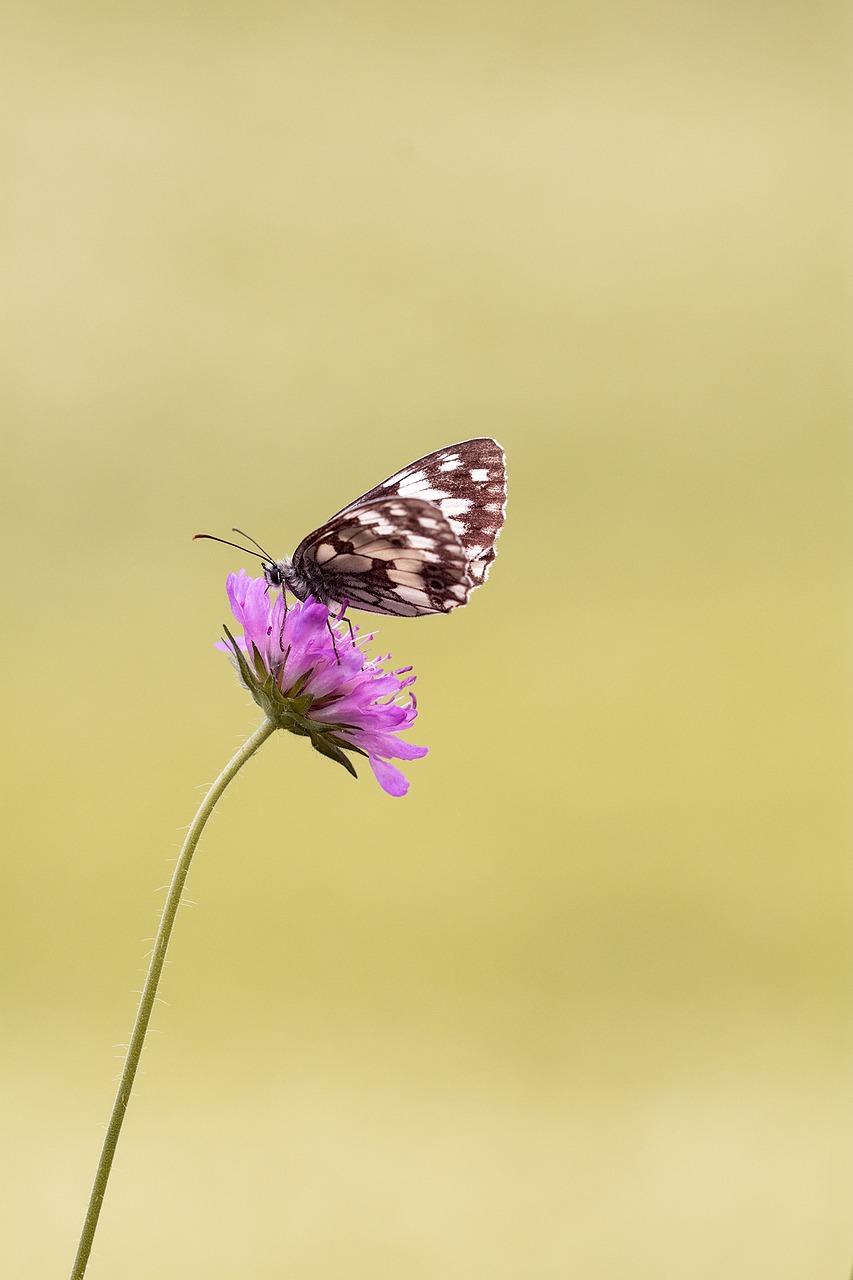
[232,527,275,561]
[192,533,268,562]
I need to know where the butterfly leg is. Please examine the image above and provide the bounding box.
[340,615,357,647]
[325,618,342,665]
[324,602,357,664]
[277,589,289,650]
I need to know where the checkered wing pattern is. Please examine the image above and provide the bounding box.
[334,438,507,588]
[288,439,507,618]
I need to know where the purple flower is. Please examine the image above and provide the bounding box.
[217,571,428,796]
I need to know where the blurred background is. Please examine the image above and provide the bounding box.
[1,2,847,1276]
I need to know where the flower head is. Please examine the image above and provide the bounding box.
[217,571,427,796]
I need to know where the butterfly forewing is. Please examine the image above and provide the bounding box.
[292,496,473,617]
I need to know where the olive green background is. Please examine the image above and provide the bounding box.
[1,3,847,1276]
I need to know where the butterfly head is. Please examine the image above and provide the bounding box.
[263,555,321,607]
[262,558,289,590]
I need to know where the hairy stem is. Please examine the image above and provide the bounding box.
[70,716,277,1279]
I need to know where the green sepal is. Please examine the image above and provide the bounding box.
[309,735,359,778]
[287,668,316,699]
[284,719,310,737]
[326,733,369,760]
[251,642,268,682]
[223,627,261,698]
[287,693,315,718]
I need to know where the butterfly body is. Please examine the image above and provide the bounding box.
[209,438,507,618]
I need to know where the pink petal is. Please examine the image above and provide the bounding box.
[369,757,411,797]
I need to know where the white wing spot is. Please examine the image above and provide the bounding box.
[439,456,461,471]
[394,468,426,487]
[347,527,380,550]
[470,468,489,482]
[439,497,471,517]
[394,584,432,608]
[363,544,408,562]
[327,554,373,573]
[391,556,432,572]
[387,569,429,590]
[314,542,337,565]
[396,474,449,502]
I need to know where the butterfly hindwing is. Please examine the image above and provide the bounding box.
[292,496,472,617]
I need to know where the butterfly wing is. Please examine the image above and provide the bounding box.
[291,496,473,617]
[330,438,507,587]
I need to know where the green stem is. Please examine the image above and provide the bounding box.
[70,716,278,1280]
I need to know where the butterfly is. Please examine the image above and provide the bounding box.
[196,438,507,617]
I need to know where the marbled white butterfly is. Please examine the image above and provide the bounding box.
[197,438,506,617]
